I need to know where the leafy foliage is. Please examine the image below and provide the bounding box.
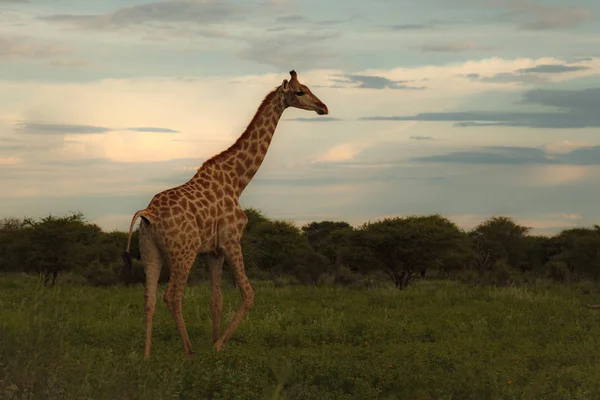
[20,212,100,285]
[2,210,600,288]
[349,215,467,289]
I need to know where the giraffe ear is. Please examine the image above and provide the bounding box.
[282,79,289,92]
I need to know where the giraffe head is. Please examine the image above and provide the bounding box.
[281,70,328,115]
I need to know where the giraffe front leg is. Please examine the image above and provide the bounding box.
[208,251,225,344]
[215,241,254,352]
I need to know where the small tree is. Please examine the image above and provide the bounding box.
[25,212,100,286]
[301,221,353,283]
[549,227,600,281]
[0,217,29,273]
[243,218,309,283]
[469,216,530,279]
[350,215,467,289]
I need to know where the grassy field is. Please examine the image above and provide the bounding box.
[1,275,600,400]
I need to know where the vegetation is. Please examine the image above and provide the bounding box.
[3,210,600,288]
[2,275,600,399]
[3,210,600,398]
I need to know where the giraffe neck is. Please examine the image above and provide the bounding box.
[195,88,286,196]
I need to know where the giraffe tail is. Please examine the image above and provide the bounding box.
[121,209,147,283]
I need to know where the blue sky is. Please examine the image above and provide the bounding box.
[1,0,600,234]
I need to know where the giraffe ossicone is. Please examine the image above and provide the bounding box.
[122,70,329,359]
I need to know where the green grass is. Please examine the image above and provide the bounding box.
[1,274,600,399]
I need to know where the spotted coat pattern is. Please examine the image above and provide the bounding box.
[122,70,329,359]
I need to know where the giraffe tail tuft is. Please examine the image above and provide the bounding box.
[122,209,147,284]
[122,250,133,277]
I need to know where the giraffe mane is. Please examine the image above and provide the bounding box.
[197,87,279,171]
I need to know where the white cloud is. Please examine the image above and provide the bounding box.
[1,56,597,189]
[543,141,591,155]
[311,143,362,163]
[2,56,600,232]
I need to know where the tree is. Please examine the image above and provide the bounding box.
[350,215,467,289]
[0,217,29,273]
[25,212,101,286]
[240,208,272,272]
[469,216,530,278]
[522,235,552,274]
[549,228,600,281]
[301,221,353,283]
[244,218,307,283]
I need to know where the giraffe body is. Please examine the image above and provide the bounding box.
[122,70,328,359]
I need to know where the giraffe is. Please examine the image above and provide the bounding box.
[122,70,329,359]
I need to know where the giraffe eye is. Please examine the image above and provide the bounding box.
[295,91,305,96]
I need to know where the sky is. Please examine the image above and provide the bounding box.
[1,0,600,235]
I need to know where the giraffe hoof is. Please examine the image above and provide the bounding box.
[214,340,225,352]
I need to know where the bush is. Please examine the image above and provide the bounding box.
[546,260,571,283]
[83,260,121,286]
[478,260,515,287]
[334,266,361,286]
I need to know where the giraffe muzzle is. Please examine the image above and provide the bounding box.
[316,103,328,115]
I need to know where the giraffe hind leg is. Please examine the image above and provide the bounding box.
[139,224,163,360]
[215,241,254,352]
[208,250,225,344]
[163,253,195,358]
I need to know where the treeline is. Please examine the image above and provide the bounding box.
[1,210,599,289]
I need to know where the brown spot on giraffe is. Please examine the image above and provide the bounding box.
[249,141,258,154]
[122,70,329,360]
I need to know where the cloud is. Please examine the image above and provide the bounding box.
[0,34,69,60]
[330,74,425,90]
[2,61,599,229]
[411,145,600,166]
[464,62,591,85]
[412,146,549,165]
[0,156,21,165]
[236,32,339,69]
[311,144,361,164]
[469,72,548,85]
[126,127,180,133]
[387,17,466,32]
[361,87,600,129]
[409,136,434,140]
[275,15,307,23]
[15,122,179,135]
[47,59,91,68]
[522,87,598,113]
[543,141,590,155]
[15,122,112,134]
[40,1,242,30]
[525,165,591,186]
[516,64,589,73]
[285,117,341,122]
[496,0,594,30]
[390,24,429,30]
[419,42,498,53]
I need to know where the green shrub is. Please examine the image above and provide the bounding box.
[546,260,571,283]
